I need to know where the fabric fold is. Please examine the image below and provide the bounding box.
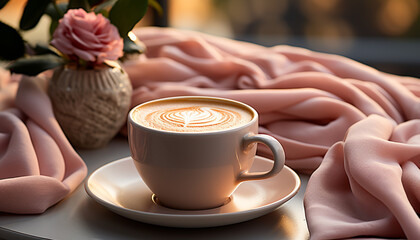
[127,27,420,174]
[305,115,420,239]
[0,76,87,214]
[123,27,420,238]
[0,27,419,238]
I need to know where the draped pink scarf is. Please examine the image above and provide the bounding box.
[0,74,87,214]
[125,27,420,239]
[0,27,419,238]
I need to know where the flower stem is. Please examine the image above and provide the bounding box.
[53,1,64,19]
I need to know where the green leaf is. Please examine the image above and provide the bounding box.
[88,0,105,7]
[45,2,68,21]
[109,0,148,37]
[123,37,145,54]
[93,0,116,15]
[7,55,64,76]
[68,0,90,11]
[49,19,59,38]
[0,0,9,10]
[0,21,25,60]
[19,0,51,31]
[148,0,162,16]
[32,45,60,56]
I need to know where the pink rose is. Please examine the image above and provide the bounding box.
[51,9,123,64]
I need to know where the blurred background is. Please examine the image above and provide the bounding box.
[1,0,420,78]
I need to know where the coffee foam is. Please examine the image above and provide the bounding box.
[133,100,253,132]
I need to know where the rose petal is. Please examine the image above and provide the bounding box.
[50,9,123,64]
[73,48,95,62]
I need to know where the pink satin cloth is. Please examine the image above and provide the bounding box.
[123,27,420,239]
[0,75,87,214]
[0,27,419,238]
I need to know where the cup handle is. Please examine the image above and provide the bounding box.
[238,133,285,182]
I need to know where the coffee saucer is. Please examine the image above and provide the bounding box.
[85,156,300,228]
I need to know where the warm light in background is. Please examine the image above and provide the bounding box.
[377,0,419,35]
[164,0,420,77]
[1,0,420,77]
[2,0,420,44]
[0,0,50,44]
[0,0,23,27]
[169,0,212,28]
[166,0,420,40]
[168,0,232,37]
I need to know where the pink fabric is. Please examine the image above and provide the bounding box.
[0,68,19,111]
[0,27,419,237]
[126,27,420,172]
[0,76,87,214]
[122,27,420,238]
[305,115,420,239]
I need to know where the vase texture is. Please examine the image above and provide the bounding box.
[48,64,132,149]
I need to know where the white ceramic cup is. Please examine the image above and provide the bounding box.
[128,96,285,210]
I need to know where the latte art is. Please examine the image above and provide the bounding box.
[150,106,238,130]
[133,100,253,132]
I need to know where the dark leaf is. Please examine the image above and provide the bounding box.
[33,45,60,56]
[148,0,163,16]
[20,0,51,30]
[0,21,25,60]
[45,2,68,21]
[88,0,105,7]
[7,55,64,76]
[123,37,145,54]
[109,0,148,37]
[49,19,59,38]
[0,0,9,10]
[93,0,116,15]
[67,0,90,11]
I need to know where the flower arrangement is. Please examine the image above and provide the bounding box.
[0,0,160,74]
[0,0,161,148]
[51,8,124,69]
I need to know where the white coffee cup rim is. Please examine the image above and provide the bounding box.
[128,96,258,135]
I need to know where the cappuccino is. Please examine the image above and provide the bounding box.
[132,98,253,133]
[128,96,285,210]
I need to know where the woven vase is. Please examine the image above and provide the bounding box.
[48,64,132,149]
